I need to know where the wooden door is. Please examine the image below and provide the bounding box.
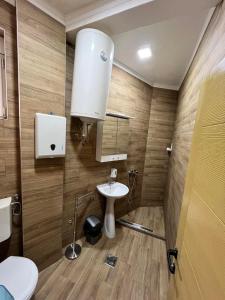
[168,59,225,300]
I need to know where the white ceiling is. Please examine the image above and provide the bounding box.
[112,10,212,89]
[25,0,220,90]
[66,0,219,90]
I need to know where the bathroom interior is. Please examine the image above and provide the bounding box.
[0,0,224,299]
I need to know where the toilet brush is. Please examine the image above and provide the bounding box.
[65,196,81,260]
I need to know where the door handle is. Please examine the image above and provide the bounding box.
[167,248,178,274]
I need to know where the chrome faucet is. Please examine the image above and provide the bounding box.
[108,168,117,185]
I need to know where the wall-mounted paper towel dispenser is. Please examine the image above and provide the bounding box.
[35,113,66,159]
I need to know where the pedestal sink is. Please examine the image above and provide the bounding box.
[97,182,129,238]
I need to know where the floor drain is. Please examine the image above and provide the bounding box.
[105,255,118,268]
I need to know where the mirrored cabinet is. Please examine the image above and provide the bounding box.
[96,113,130,162]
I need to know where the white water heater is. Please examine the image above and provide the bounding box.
[71,28,114,122]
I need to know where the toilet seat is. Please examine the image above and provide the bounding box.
[0,256,38,300]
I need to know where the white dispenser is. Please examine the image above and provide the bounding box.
[0,197,12,242]
[35,113,66,159]
[71,28,114,125]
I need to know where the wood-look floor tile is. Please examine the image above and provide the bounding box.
[35,207,168,300]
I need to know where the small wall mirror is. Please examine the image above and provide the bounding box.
[0,27,7,119]
[96,114,130,162]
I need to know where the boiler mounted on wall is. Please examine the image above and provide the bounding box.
[71,28,114,141]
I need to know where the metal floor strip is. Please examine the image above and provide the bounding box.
[118,219,154,232]
[116,218,166,241]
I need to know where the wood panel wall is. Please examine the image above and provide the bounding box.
[142,88,178,206]
[17,0,66,270]
[0,0,21,260]
[63,44,152,246]
[168,60,225,300]
[164,1,225,250]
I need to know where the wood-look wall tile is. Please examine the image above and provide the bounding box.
[63,45,152,246]
[142,87,178,206]
[0,0,21,261]
[164,2,225,250]
[17,0,66,270]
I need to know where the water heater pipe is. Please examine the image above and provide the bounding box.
[81,121,91,144]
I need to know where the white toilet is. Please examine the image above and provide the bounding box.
[0,198,38,299]
[0,256,38,300]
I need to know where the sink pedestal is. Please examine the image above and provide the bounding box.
[97,182,129,239]
[104,197,116,239]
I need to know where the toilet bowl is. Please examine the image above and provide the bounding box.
[0,256,38,300]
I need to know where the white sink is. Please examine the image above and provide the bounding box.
[97,182,129,199]
[97,182,129,239]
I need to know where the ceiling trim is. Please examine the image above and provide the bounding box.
[4,0,15,6]
[178,7,215,88]
[113,59,152,85]
[152,83,179,91]
[65,0,154,32]
[113,59,179,90]
[27,0,65,24]
[21,0,155,30]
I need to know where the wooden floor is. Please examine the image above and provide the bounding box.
[34,207,168,300]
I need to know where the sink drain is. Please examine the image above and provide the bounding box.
[105,254,118,268]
